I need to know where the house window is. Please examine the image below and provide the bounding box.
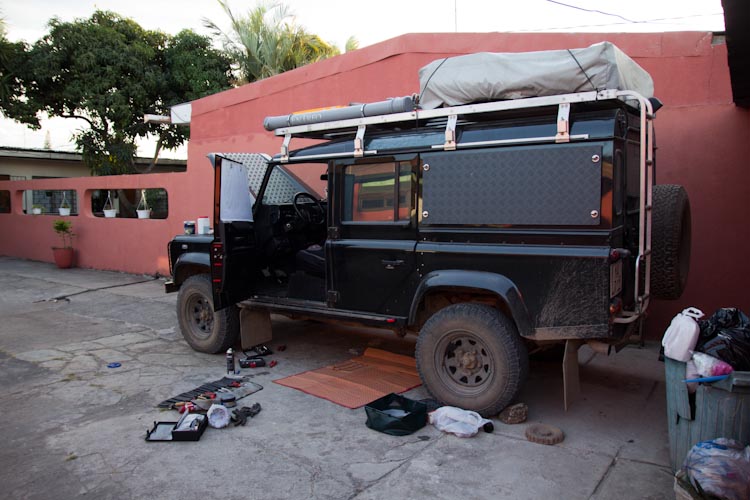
[90,188,169,219]
[342,161,412,222]
[0,191,9,214]
[24,189,78,215]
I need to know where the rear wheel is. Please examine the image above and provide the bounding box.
[651,184,691,300]
[177,274,239,353]
[415,303,528,417]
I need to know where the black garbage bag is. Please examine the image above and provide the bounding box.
[695,308,750,371]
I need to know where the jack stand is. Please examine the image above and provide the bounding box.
[562,339,584,411]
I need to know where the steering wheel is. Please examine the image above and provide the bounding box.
[292,192,325,226]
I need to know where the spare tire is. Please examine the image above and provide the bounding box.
[651,184,691,300]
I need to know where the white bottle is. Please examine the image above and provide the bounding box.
[196,216,210,235]
[662,307,704,362]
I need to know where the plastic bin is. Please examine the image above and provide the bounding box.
[665,357,750,472]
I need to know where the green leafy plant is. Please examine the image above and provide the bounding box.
[32,204,43,210]
[52,219,75,248]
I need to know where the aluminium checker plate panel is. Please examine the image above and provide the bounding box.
[421,144,603,226]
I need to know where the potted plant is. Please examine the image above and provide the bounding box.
[58,192,71,216]
[136,188,151,219]
[103,191,117,218]
[52,219,75,268]
[31,204,43,215]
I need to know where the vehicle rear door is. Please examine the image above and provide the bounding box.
[210,153,267,310]
[328,155,419,316]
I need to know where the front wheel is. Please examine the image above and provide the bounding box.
[176,274,239,353]
[415,303,528,417]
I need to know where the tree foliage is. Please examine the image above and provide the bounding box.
[5,11,232,175]
[204,1,340,83]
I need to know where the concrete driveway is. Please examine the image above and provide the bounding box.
[0,257,675,499]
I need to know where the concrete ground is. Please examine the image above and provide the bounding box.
[0,256,675,500]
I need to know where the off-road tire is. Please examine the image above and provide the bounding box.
[415,303,528,417]
[177,274,239,353]
[651,184,691,300]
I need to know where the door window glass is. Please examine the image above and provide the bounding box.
[343,161,412,222]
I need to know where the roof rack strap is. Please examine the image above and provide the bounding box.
[555,103,571,143]
[354,125,366,157]
[444,114,458,150]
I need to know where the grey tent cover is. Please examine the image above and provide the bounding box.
[418,42,653,109]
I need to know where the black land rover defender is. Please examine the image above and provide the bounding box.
[166,89,690,415]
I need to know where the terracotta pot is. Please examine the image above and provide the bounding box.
[52,247,75,269]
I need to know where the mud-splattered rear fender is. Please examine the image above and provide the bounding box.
[173,252,210,286]
[408,270,533,337]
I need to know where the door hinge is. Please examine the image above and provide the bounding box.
[327,226,340,239]
[326,290,340,307]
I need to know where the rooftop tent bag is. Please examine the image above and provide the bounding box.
[418,41,654,109]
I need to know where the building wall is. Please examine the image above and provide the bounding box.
[0,157,91,179]
[1,31,747,336]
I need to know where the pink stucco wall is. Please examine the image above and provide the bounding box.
[1,31,747,336]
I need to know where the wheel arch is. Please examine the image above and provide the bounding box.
[173,252,210,288]
[408,270,533,337]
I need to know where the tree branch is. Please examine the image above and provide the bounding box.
[60,113,105,134]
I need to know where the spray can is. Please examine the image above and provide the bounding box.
[226,348,234,374]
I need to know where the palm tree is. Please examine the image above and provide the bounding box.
[204,1,340,84]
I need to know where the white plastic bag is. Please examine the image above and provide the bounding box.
[692,352,734,377]
[662,307,704,362]
[428,406,491,438]
[207,404,231,429]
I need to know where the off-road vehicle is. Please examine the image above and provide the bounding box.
[166,51,690,415]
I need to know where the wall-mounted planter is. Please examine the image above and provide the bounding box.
[32,208,42,215]
[58,208,71,216]
[104,209,117,218]
[137,209,151,219]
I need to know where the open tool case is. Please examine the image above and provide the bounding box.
[145,413,208,442]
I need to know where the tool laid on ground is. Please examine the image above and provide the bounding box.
[157,377,262,409]
[231,403,262,426]
[245,344,273,357]
[240,356,266,368]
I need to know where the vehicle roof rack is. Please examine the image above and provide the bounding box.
[272,89,646,162]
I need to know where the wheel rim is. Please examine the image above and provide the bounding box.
[186,293,214,340]
[434,329,495,396]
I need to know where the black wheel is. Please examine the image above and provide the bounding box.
[176,274,239,353]
[651,184,691,300]
[415,303,528,417]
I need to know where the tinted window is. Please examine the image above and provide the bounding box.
[342,161,412,222]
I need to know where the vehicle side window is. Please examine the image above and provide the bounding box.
[342,161,412,222]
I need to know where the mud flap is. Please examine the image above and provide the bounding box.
[239,308,272,350]
[562,339,583,411]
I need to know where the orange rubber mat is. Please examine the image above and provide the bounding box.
[273,348,422,409]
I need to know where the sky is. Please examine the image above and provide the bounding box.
[0,0,726,159]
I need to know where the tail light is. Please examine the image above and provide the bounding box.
[609,298,622,315]
[211,242,223,285]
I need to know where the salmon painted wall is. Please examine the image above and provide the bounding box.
[0,173,205,275]
[1,31,747,336]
